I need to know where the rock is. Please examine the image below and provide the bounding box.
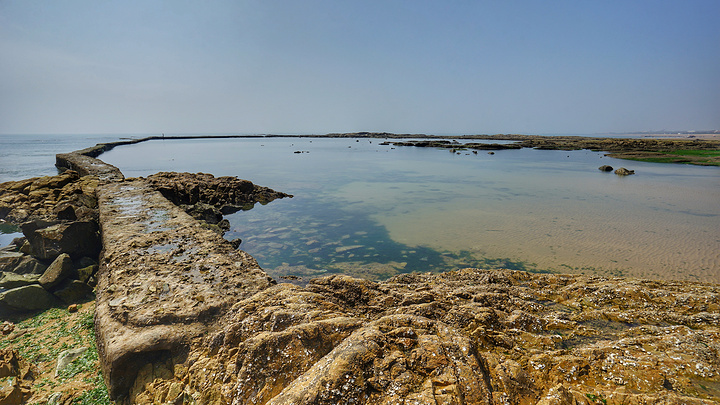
[614,167,635,176]
[76,264,97,284]
[11,255,47,275]
[23,221,101,261]
[46,392,63,405]
[144,171,292,211]
[0,272,40,290]
[0,251,23,273]
[54,347,88,377]
[0,285,58,314]
[0,251,47,275]
[38,253,75,290]
[53,279,93,304]
[1,322,13,336]
[0,349,32,405]
[598,165,613,171]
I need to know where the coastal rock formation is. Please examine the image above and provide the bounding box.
[614,167,635,176]
[94,179,276,399]
[142,172,293,221]
[0,172,103,315]
[120,269,720,404]
[0,170,99,224]
[0,349,33,404]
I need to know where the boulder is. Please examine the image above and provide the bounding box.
[76,264,97,284]
[0,285,58,313]
[39,253,75,290]
[11,255,47,275]
[0,272,40,290]
[53,280,93,304]
[23,221,101,260]
[598,165,613,172]
[614,167,635,176]
[0,251,23,273]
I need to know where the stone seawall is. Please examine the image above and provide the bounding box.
[42,141,720,404]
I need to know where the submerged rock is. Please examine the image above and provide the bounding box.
[614,167,635,176]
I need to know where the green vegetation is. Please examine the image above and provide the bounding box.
[622,149,720,166]
[664,149,720,156]
[1,304,111,404]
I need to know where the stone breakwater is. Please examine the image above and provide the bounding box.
[1,138,719,404]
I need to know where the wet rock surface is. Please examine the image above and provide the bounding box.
[142,172,292,226]
[94,179,276,399]
[124,269,720,404]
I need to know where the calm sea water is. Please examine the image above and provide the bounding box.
[98,137,720,282]
[2,135,719,282]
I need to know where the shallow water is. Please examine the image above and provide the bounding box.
[97,137,720,282]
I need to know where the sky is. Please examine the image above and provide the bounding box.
[1,0,719,135]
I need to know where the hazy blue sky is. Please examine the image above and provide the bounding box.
[1,1,718,135]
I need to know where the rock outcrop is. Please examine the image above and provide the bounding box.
[0,172,103,315]
[120,269,720,404]
[142,171,292,224]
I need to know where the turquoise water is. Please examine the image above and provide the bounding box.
[97,137,720,282]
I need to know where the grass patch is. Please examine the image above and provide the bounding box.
[664,149,720,156]
[2,303,112,404]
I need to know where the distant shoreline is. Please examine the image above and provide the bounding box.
[77,132,720,167]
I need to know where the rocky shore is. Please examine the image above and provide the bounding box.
[0,137,719,404]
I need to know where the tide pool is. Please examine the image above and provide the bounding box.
[97,136,720,282]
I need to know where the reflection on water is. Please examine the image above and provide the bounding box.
[100,137,720,282]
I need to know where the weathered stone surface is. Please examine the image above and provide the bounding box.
[54,347,88,377]
[0,349,32,405]
[0,251,23,273]
[0,285,58,314]
[143,171,292,216]
[24,221,101,261]
[10,255,47,275]
[124,269,720,404]
[615,167,635,176]
[0,171,100,223]
[95,179,275,399]
[53,279,93,304]
[38,253,75,290]
[0,272,39,290]
[598,164,614,171]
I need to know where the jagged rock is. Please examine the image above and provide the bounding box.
[0,171,99,224]
[38,253,74,290]
[76,264,97,284]
[23,221,100,261]
[143,171,292,214]
[113,269,720,404]
[54,347,88,377]
[53,279,93,304]
[11,255,47,275]
[0,349,32,405]
[0,272,40,289]
[0,285,58,314]
[598,165,613,171]
[0,251,23,272]
[614,167,635,176]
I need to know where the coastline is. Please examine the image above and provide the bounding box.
[75,132,720,166]
[1,136,719,403]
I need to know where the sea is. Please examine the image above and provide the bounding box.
[2,134,719,282]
